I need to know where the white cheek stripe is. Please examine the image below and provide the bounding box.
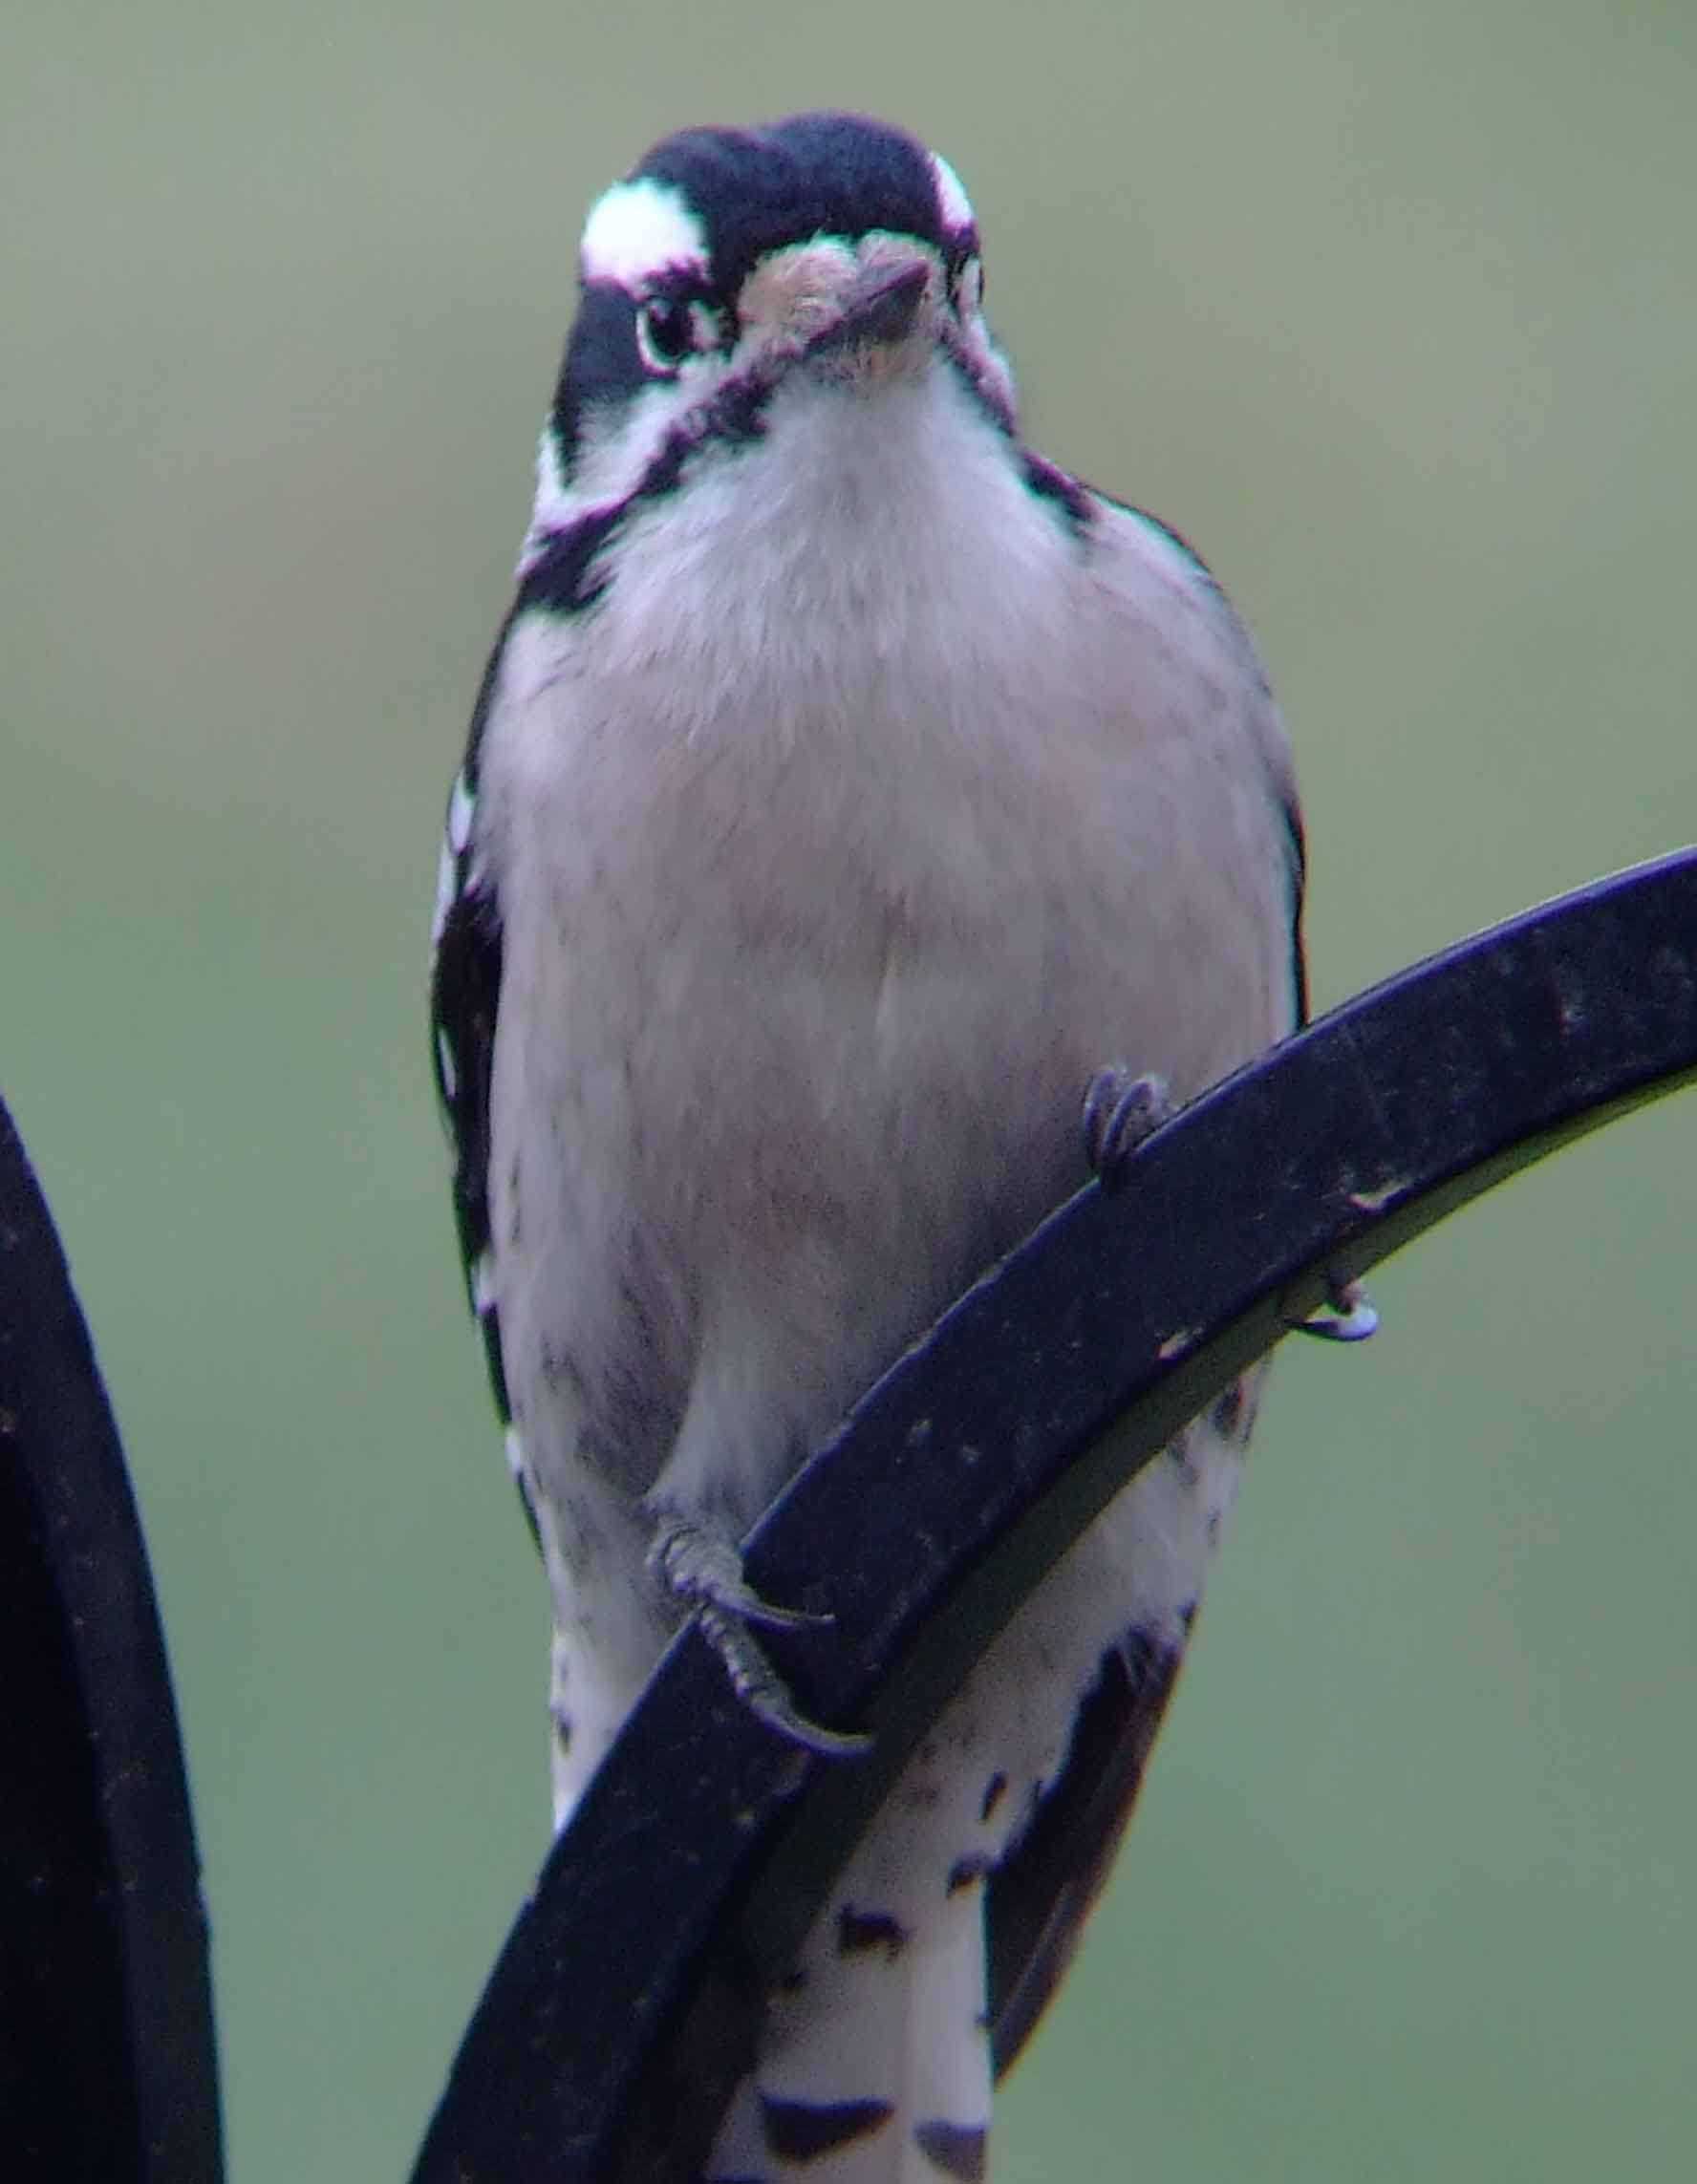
[520,381,687,577]
[581,177,710,289]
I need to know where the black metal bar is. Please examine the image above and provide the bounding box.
[411,846,1697,2184]
[0,1100,225,2184]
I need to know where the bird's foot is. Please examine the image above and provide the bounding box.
[1289,1270,1380,1342]
[1082,1064,1173,1185]
[650,1516,871,1757]
[653,1516,836,1634]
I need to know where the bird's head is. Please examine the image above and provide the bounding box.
[522,114,1020,577]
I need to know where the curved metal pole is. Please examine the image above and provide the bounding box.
[412,846,1697,2183]
[10,848,1692,2183]
[0,1102,225,2184]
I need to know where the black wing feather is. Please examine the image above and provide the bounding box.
[985,1627,1184,2075]
[430,632,512,1429]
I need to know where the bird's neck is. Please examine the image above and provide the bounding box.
[563,370,1071,718]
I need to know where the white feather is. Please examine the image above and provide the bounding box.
[579,175,709,289]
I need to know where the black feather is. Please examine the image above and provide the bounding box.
[635,113,976,305]
[985,1629,1183,2076]
[430,631,510,1427]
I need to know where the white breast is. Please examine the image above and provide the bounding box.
[475,353,1295,1792]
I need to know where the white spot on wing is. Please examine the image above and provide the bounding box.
[430,833,457,943]
[435,1024,457,1100]
[472,1251,497,1317]
[930,151,976,235]
[581,177,709,289]
[504,1424,526,1483]
[447,771,476,854]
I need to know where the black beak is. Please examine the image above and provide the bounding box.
[806,264,931,360]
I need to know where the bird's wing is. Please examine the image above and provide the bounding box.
[985,1622,1186,2074]
[429,634,513,1440]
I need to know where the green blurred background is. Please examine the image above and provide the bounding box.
[6,3,1696,2176]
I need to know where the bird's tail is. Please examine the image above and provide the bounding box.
[707,1863,992,2181]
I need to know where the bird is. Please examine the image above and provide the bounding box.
[430,110,1306,2181]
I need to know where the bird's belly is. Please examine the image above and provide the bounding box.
[603,912,1100,1526]
[495,721,1273,1530]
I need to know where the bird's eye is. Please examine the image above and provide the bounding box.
[636,295,710,375]
[954,258,984,317]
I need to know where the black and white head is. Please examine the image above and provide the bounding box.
[519,113,1026,586]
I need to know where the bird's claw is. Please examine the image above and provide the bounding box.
[650,1516,870,1757]
[653,1516,835,1631]
[1080,1067,1376,1341]
[696,1601,872,1758]
[1082,1064,1173,1185]
[1289,1271,1379,1342]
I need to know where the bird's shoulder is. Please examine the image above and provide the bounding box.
[1058,472,1308,1021]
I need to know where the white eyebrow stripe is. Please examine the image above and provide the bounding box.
[930,150,976,235]
[580,177,710,289]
